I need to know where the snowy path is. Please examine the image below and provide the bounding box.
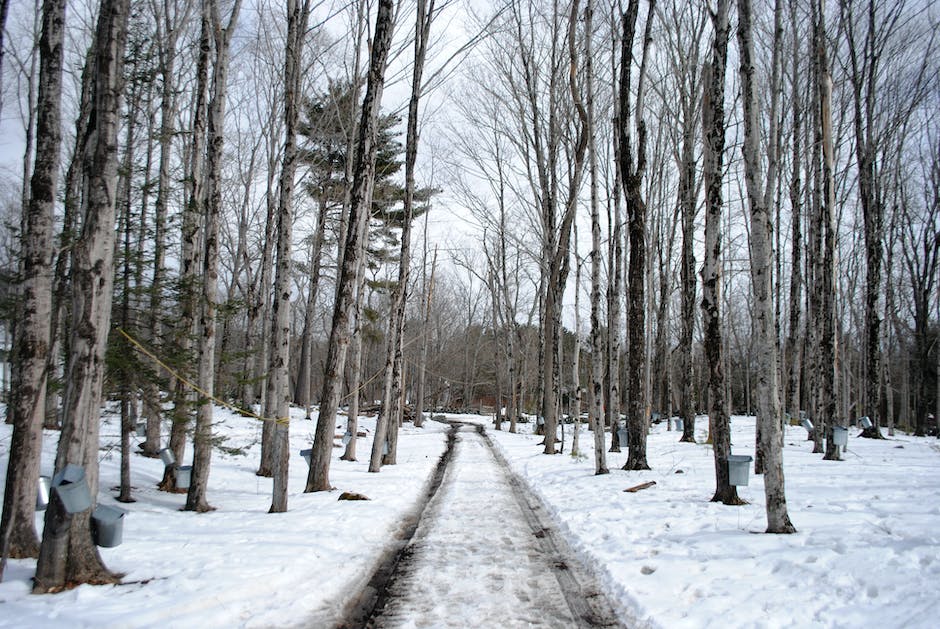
[361,424,623,628]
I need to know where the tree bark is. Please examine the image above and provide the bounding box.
[1,0,67,569]
[306,0,396,492]
[185,0,241,513]
[371,0,434,472]
[783,0,803,422]
[412,247,437,430]
[618,0,655,471]
[585,0,608,475]
[140,0,191,459]
[0,0,9,118]
[812,0,841,461]
[737,0,796,534]
[701,0,741,506]
[161,2,211,492]
[33,0,130,591]
[266,0,307,513]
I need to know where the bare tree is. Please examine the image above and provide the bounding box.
[812,0,842,461]
[783,0,804,423]
[267,0,310,512]
[585,0,608,475]
[738,0,796,534]
[160,2,211,492]
[371,0,436,472]
[701,0,741,505]
[33,0,130,592]
[1,0,67,572]
[184,0,242,513]
[306,0,396,492]
[619,0,655,471]
[656,1,707,445]
[139,0,195,459]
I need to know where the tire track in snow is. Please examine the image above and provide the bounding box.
[341,421,625,628]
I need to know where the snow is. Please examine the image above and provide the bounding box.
[483,416,940,628]
[2,405,939,628]
[372,426,580,628]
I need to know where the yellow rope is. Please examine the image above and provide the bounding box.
[117,328,290,425]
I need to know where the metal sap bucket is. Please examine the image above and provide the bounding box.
[727,454,753,487]
[175,465,192,489]
[342,432,353,446]
[617,428,629,447]
[91,504,128,548]
[801,418,814,432]
[135,422,146,437]
[675,418,684,430]
[859,416,873,429]
[51,464,92,514]
[159,448,176,467]
[832,425,848,447]
[299,448,312,466]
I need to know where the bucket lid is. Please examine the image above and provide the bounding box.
[52,464,85,487]
[727,454,753,463]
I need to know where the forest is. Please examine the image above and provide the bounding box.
[0,0,938,594]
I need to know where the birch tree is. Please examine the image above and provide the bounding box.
[585,0,608,475]
[737,0,795,533]
[701,0,741,505]
[268,0,309,513]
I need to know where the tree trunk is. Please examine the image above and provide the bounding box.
[585,0,607,475]
[306,0,396,492]
[571,249,582,458]
[1,0,66,570]
[618,0,654,471]
[185,0,241,513]
[539,0,589,456]
[141,0,188,459]
[738,0,795,534]
[0,0,9,118]
[46,46,92,434]
[371,0,434,472]
[266,0,307,513]
[295,201,328,416]
[161,1,211,492]
[33,0,129,591]
[783,0,803,422]
[843,0,887,439]
[812,0,842,461]
[677,55,699,443]
[116,78,140,504]
[701,0,741,506]
[413,247,437,430]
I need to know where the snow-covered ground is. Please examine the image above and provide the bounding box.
[1,404,939,628]
[484,415,940,629]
